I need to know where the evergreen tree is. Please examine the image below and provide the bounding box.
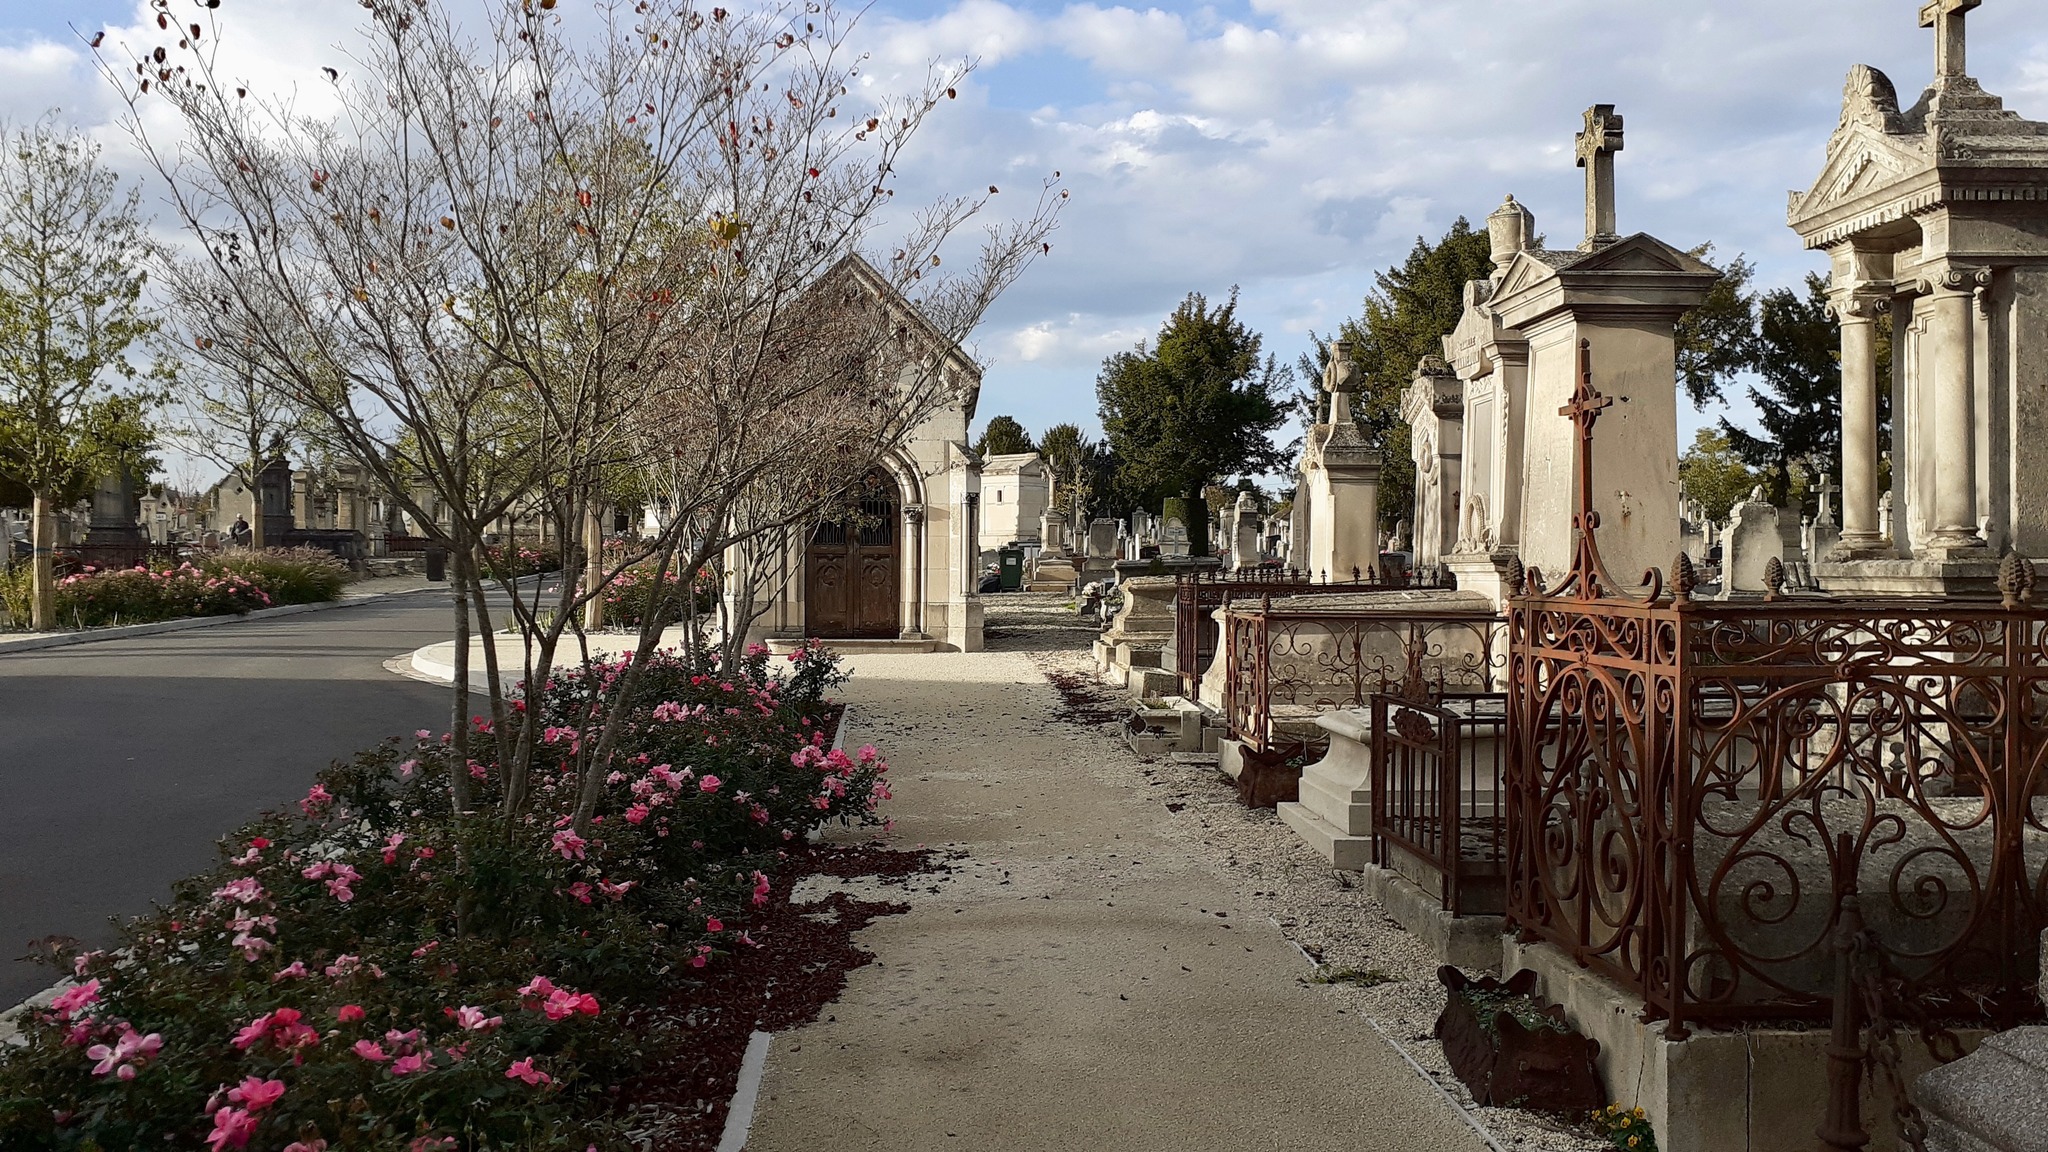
[1336,218,1495,520]
[1718,273,1876,506]
[1097,289,1290,552]
[974,414,1035,458]
[1675,245,1760,408]
[1038,421,1115,521]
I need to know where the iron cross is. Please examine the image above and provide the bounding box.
[1921,0,1982,80]
[1575,104,1624,250]
[1561,340,1612,528]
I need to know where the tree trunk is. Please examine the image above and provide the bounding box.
[448,541,474,814]
[582,501,605,632]
[30,490,56,631]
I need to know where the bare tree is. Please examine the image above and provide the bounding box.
[105,0,1061,849]
[160,303,303,550]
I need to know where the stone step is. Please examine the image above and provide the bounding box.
[1277,801,1372,871]
[1296,770,1370,836]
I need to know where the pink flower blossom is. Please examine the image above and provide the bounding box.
[207,1106,258,1151]
[336,1004,366,1024]
[598,878,636,900]
[541,989,600,1021]
[86,1024,162,1079]
[212,877,266,906]
[446,1005,501,1032]
[389,1052,428,1076]
[506,1057,553,1086]
[299,784,334,816]
[283,1142,329,1152]
[227,1076,286,1111]
[50,979,100,1020]
[352,1040,389,1063]
[381,832,407,865]
[751,871,772,907]
[567,882,593,904]
[518,975,558,998]
[705,917,724,933]
[550,830,588,860]
[271,962,309,982]
[624,803,649,825]
[698,775,722,794]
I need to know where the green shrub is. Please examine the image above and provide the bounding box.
[599,564,714,630]
[0,563,28,628]
[482,543,563,579]
[48,563,273,628]
[204,547,351,606]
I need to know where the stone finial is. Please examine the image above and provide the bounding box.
[1998,550,2035,608]
[1763,556,1787,602]
[1488,194,1536,274]
[1673,552,1698,602]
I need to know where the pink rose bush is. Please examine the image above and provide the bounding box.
[0,640,875,1149]
[12,548,350,630]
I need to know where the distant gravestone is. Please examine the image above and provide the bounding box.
[1040,509,1066,555]
[1719,489,1784,599]
[1159,512,1191,559]
[1231,492,1261,571]
[1087,518,1118,559]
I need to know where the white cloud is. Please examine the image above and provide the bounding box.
[9,0,2047,451]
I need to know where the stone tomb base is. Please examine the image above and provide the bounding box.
[1813,555,2001,598]
[1501,937,1986,1152]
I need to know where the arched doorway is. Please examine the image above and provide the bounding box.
[804,470,902,639]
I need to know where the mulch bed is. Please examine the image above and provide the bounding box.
[615,842,951,1150]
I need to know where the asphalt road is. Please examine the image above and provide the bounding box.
[0,591,461,1006]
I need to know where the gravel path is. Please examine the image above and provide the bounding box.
[745,595,1605,1151]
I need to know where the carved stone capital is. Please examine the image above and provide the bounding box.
[1828,293,1887,322]
[1925,264,1992,295]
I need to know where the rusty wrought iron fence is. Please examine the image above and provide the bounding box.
[1511,591,2048,1032]
[1372,692,1510,917]
[1223,598,1502,754]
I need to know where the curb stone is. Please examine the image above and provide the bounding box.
[0,583,445,656]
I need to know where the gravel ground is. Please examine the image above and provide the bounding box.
[987,593,1606,1152]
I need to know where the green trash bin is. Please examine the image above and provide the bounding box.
[998,547,1024,592]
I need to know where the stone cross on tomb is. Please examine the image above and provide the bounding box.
[1575,104,1624,251]
[1921,0,1982,81]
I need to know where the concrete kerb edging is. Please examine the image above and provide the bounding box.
[0,583,444,656]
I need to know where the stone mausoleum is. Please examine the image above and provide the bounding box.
[732,256,987,652]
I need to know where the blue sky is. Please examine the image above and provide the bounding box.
[7,0,2048,463]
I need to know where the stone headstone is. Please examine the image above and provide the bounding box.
[1719,492,1784,599]
[1086,518,1118,560]
[1159,515,1191,559]
[1040,509,1067,555]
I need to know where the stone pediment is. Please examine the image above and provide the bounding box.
[1490,251,1563,299]
[1788,115,1930,226]
[1559,233,1717,277]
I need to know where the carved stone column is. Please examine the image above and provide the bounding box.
[1833,294,1885,554]
[1925,265,1989,552]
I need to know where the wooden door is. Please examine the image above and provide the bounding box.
[805,472,901,638]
